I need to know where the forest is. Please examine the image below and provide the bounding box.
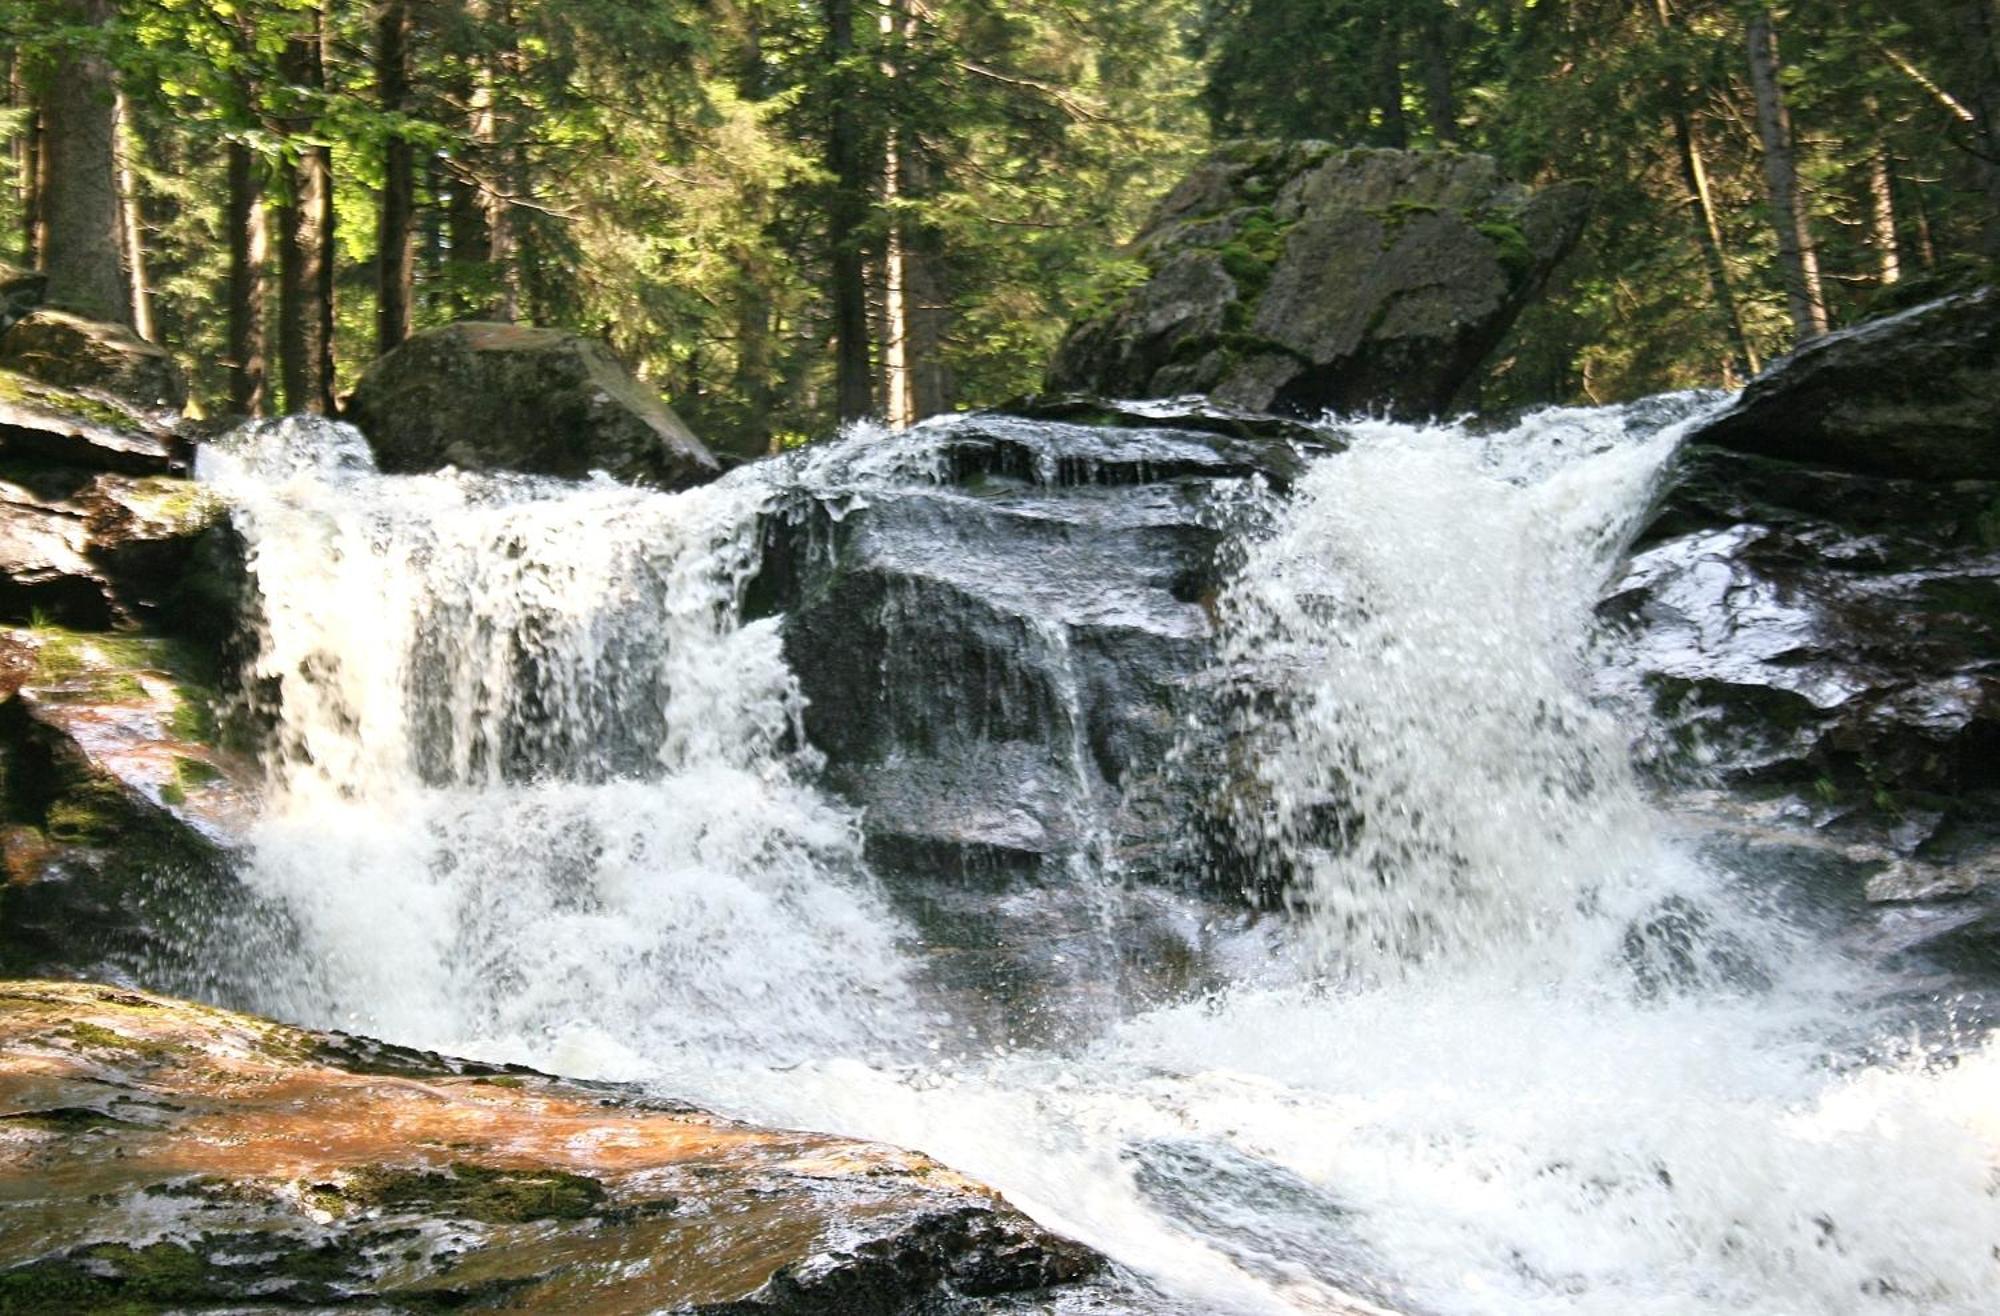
[5,0,1998,455]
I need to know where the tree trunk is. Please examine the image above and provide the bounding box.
[1652,0,1754,381]
[113,92,153,340]
[733,256,775,455]
[469,0,518,321]
[377,0,415,354]
[1416,3,1458,145]
[1958,0,2000,258]
[1867,152,1901,286]
[1373,10,1408,149]
[900,144,949,420]
[227,142,268,416]
[278,9,336,414]
[11,66,38,264]
[878,0,912,428]
[825,0,872,422]
[40,0,130,325]
[1672,108,1757,380]
[1747,10,1828,341]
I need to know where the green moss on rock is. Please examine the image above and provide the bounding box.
[344,1162,608,1224]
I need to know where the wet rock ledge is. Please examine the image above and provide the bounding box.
[0,981,1100,1313]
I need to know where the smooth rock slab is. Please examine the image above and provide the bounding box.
[0,981,1100,1314]
[1691,288,1999,481]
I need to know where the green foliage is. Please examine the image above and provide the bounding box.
[0,0,1991,437]
[1197,0,2000,408]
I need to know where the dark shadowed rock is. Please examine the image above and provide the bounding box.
[1606,295,2000,860]
[1602,443,2000,858]
[1047,143,1590,419]
[346,321,721,489]
[0,981,1101,1314]
[0,260,45,334]
[755,410,1332,885]
[0,370,182,478]
[1691,288,1999,481]
[0,308,187,411]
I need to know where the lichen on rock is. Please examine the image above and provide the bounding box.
[1047,143,1590,420]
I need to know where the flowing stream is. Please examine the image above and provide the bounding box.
[196,406,2000,1315]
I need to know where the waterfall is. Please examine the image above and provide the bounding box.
[197,418,915,1072]
[1209,405,1687,973]
[195,407,2000,1315]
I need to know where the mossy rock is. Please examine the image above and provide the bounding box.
[1048,141,1591,419]
[0,309,186,412]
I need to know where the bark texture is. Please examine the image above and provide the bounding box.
[39,0,131,326]
[1747,10,1828,342]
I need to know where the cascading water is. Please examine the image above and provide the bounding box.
[197,419,915,1073]
[194,404,2000,1314]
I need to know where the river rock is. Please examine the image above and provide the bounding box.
[0,625,257,985]
[0,362,229,639]
[1601,442,2000,858]
[0,980,1100,1313]
[0,308,187,412]
[345,321,722,489]
[1046,143,1590,419]
[1690,288,1999,481]
[756,409,1333,882]
[744,409,1325,1035]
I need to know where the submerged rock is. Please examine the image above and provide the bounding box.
[0,308,187,412]
[1046,143,1589,419]
[345,321,721,489]
[0,981,1100,1313]
[1690,289,1998,481]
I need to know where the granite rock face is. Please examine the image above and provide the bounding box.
[1047,143,1589,419]
[1606,292,2000,862]
[345,321,722,489]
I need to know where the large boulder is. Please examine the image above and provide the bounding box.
[1605,293,2000,859]
[0,307,187,411]
[345,321,721,489]
[1690,288,1998,481]
[0,980,1101,1313]
[1047,143,1590,419]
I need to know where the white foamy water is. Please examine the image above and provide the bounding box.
[198,419,916,1069]
[197,408,2000,1315]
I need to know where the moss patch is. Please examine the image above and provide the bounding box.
[1214,207,1292,317]
[53,1021,181,1066]
[0,368,138,434]
[42,778,135,845]
[343,1162,608,1224]
[1475,218,1536,283]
